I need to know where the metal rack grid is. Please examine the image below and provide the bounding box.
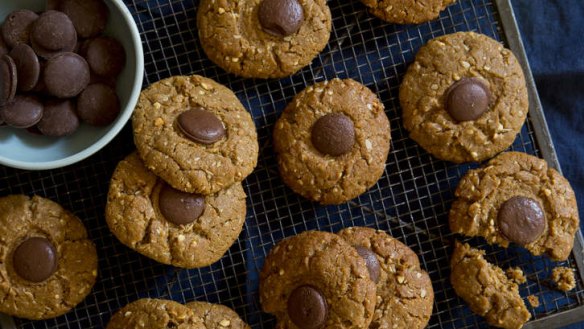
[1,0,583,328]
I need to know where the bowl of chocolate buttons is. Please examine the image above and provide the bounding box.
[0,0,143,170]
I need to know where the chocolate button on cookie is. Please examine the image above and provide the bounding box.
[107,299,204,329]
[77,83,120,126]
[0,54,17,107]
[361,0,456,24]
[197,0,331,79]
[1,10,39,48]
[59,0,110,38]
[186,301,251,329]
[400,32,528,163]
[132,75,258,195]
[338,227,434,329]
[260,231,376,329]
[274,79,391,204]
[106,152,247,268]
[37,99,79,136]
[449,152,580,261]
[44,52,90,98]
[2,95,43,128]
[0,195,98,320]
[9,44,41,92]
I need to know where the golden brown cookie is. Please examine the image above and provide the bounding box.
[186,301,250,329]
[260,230,377,329]
[106,298,203,329]
[361,0,456,24]
[273,78,391,204]
[132,75,258,195]
[337,227,434,329]
[400,32,528,163]
[0,195,98,320]
[450,241,530,329]
[197,0,332,79]
[449,152,580,261]
[106,152,247,268]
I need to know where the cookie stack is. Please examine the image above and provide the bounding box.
[260,228,433,329]
[105,75,259,269]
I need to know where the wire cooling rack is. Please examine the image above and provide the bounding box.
[1,0,583,328]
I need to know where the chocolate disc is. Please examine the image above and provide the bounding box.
[12,237,58,282]
[31,11,77,52]
[258,0,304,37]
[158,184,206,226]
[311,113,355,156]
[287,285,328,329]
[0,37,8,56]
[9,44,41,92]
[44,52,90,98]
[354,246,381,283]
[37,99,79,136]
[0,55,18,107]
[60,0,110,38]
[177,107,226,144]
[445,77,491,122]
[2,95,43,128]
[85,36,126,78]
[1,10,39,48]
[497,196,546,246]
[76,83,120,126]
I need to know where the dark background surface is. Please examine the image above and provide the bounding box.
[510,1,584,328]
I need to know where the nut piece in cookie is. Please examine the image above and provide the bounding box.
[400,32,528,163]
[106,152,247,268]
[361,0,456,24]
[449,152,580,261]
[338,227,434,329]
[273,78,391,204]
[186,301,251,329]
[260,230,377,329]
[551,267,576,292]
[106,298,204,329]
[450,241,530,329]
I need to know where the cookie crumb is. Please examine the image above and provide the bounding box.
[506,267,526,284]
[551,267,576,292]
[527,295,539,308]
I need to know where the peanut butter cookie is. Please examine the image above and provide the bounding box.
[106,298,204,329]
[361,0,456,24]
[186,301,250,329]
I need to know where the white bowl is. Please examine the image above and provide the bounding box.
[0,0,144,170]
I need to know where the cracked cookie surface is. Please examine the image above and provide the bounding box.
[449,152,579,261]
[0,195,97,320]
[450,241,530,329]
[260,230,377,329]
[273,79,391,204]
[186,301,250,329]
[106,298,204,329]
[133,75,258,195]
[197,0,331,79]
[106,152,247,268]
[361,0,456,24]
[338,227,433,329]
[400,32,528,163]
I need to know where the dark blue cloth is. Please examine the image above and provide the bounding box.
[510,1,584,328]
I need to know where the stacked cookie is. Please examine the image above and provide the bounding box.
[260,228,433,329]
[105,75,259,268]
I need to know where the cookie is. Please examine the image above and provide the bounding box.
[0,195,98,320]
[450,241,530,329]
[133,75,258,195]
[186,301,250,329]
[400,32,528,163]
[337,227,433,329]
[449,152,580,261]
[260,230,377,329]
[360,0,456,24]
[106,298,204,329]
[196,0,332,79]
[106,152,247,268]
[273,78,391,204]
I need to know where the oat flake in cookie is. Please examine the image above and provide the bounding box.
[0,195,98,320]
[132,75,258,195]
[400,32,528,163]
[106,152,247,268]
[361,0,456,24]
[197,0,331,79]
[449,152,580,261]
[273,78,391,204]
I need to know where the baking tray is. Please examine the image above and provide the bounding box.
[1,0,583,328]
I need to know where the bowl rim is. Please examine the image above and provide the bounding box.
[0,0,144,171]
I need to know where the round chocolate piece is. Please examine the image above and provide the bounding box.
[9,44,41,92]
[44,52,90,98]
[76,83,120,126]
[177,107,226,145]
[1,10,39,48]
[85,37,126,78]
[0,55,17,107]
[498,196,545,246]
[60,0,110,38]
[2,95,43,128]
[12,237,58,283]
[37,99,79,136]
[311,113,355,156]
[0,37,8,56]
[31,11,77,52]
[354,246,381,283]
[158,184,206,226]
[287,285,328,329]
[258,0,304,37]
[445,77,491,122]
